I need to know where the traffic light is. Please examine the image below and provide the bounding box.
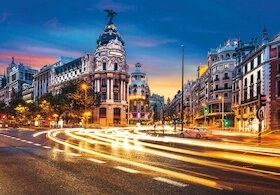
[224,119,230,127]
[257,94,266,108]
[204,108,209,114]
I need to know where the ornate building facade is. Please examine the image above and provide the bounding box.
[92,14,129,126]
[128,63,150,124]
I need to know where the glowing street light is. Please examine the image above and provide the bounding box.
[81,83,88,129]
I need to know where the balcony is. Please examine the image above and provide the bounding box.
[214,86,231,91]
[241,96,258,104]
[214,78,220,82]
[223,76,230,80]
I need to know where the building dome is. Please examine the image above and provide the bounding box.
[97,23,124,46]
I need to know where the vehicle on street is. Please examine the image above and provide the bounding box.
[179,127,210,139]
[0,123,9,128]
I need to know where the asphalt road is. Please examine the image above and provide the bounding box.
[0,128,280,195]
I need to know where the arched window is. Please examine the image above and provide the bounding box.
[103,62,106,70]
[226,53,230,59]
[232,53,236,58]
[114,63,118,71]
[220,55,224,60]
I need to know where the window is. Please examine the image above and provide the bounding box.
[251,60,254,70]
[250,75,254,84]
[114,79,119,87]
[244,78,247,87]
[103,62,106,70]
[257,70,261,80]
[245,64,248,73]
[114,63,118,71]
[224,93,228,97]
[101,92,107,100]
[258,55,261,65]
[278,80,280,96]
[114,93,119,101]
[215,75,219,80]
[101,79,107,87]
[215,85,218,90]
[224,72,228,79]
[278,64,280,73]
[224,83,228,89]
[99,108,106,118]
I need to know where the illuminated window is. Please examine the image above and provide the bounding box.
[224,63,229,69]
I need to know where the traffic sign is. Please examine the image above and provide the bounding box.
[256,108,264,121]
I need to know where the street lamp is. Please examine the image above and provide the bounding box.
[181,44,184,132]
[218,96,224,129]
[81,83,88,129]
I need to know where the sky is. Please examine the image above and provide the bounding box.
[0,0,279,100]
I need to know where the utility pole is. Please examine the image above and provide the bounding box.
[181,45,184,132]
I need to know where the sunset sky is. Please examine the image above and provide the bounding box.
[1,0,279,100]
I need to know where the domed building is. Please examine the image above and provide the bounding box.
[128,62,151,124]
[92,11,130,126]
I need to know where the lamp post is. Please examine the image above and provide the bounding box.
[181,45,184,132]
[218,96,224,129]
[81,83,88,129]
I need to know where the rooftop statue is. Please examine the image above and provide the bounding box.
[105,10,117,24]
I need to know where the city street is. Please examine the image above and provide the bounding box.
[1,127,280,195]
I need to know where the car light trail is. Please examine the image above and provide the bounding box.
[47,129,227,190]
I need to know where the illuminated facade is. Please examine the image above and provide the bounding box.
[128,63,150,124]
[6,57,37,102]
[92,16,129,126]
[206,40,238,127]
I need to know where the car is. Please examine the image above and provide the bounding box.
[0,123,8,128]
[179,127,209,139]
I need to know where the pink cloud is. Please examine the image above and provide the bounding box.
[0,50,57,69]
[127,36,177,47]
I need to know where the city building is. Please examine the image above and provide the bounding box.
[206,39,238,127]
[49,55,93,95]
[269,33,280,130]
[6,57,37,101]
[33,56,73,102]
[128,63,150,124]
[149,93,165,122]
[92,13,130,126]
[22,84,34,104]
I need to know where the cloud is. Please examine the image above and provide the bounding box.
[0,49,56,69]
[127,36,177,47]
[93,0,134,12]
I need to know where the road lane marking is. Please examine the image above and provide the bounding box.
[43,146,51,149]
[27,141,33,144]
[34,143,41,146]
[54,149,64,152]
[15,138,21,140]
[115,166,139,174]
[67,152,81,157]
[21,140,27,142]
[87,158,106,164]
[153,177,189,187]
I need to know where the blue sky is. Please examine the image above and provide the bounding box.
[0,0,279,98]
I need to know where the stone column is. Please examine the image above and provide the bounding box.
[120,80,123,101]
[111,78,113,100]
[107,79,110,99]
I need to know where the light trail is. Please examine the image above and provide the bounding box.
[47,129,228,190]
